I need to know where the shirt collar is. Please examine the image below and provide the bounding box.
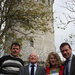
[68,54,73,61]
[10,54,19,58]
[29,63,37,67]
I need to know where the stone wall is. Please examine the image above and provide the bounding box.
[4,0,55,62]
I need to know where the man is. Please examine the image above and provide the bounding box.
[60,42,75,75]
[0,42,24,75]
[18,52,46,75]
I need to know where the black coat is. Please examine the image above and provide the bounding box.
[63,55,75,75]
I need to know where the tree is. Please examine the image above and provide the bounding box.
[56,0,75,30]
[0,0,53,53]
[55,0,75,45]
[0,0,21,44]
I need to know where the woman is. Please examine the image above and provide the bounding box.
[45,52,64,75]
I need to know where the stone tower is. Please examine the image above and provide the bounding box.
[4,0,55,61]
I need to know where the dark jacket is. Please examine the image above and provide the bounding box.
[18,64,46,75]
[63,55,75,75]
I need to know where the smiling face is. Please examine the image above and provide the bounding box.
[28,52,38,64]
[60,45,72,59]
[50,55,57,66]
[10,45,21,57]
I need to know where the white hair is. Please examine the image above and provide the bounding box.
[29,51,39,58]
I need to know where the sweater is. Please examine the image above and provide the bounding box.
[0,55,24,75]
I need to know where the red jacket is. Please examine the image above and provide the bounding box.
[45,66,64,75]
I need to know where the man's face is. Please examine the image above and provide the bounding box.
[60,45,72,59]
[10,45,21,57]
[29,53,38,64]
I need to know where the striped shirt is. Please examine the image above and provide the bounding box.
[0,55,24,75]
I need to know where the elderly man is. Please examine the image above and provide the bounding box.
[18,52,46,75]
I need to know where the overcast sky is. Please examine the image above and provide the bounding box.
[53,0,75,55]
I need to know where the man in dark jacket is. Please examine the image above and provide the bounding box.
[60,42,75,75]
[18,52,46,75]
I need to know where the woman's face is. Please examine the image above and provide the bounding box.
[50,55,57,66]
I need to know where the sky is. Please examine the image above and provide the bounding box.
[53,0,75,55]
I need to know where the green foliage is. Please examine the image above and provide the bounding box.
[0,0,53,54]
[15,37,24,45]
[41,0,45,3]
[8,0,52,32]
